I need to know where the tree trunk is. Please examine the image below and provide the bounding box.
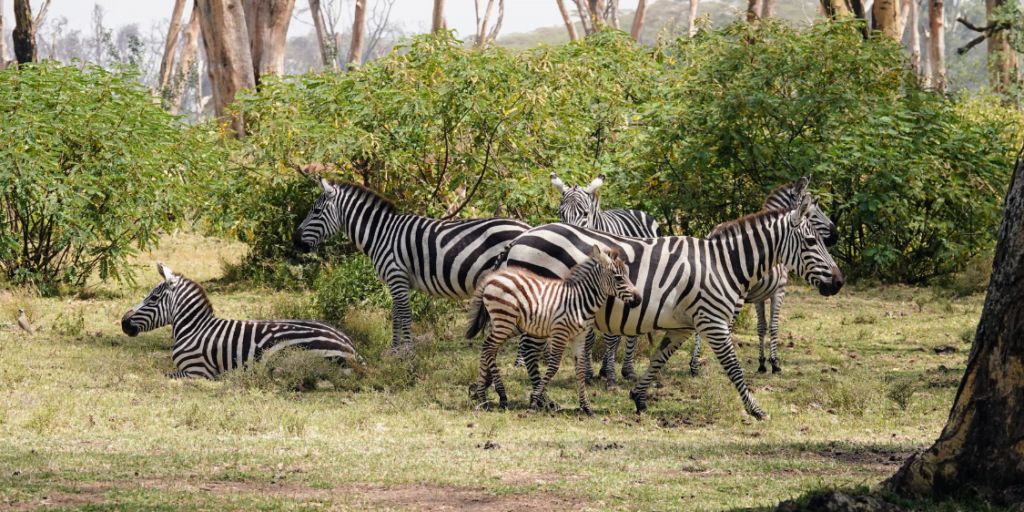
[348,0,365,68]
[761,0,776,18]
[574,0,594,35]
[609,0,620,29]
[987,0,1018,93]
[928,0,945,91]
[921,22,932,87]
[308,0,334,70]
[476,0,496,46]
[170,5,202,115]
[587,0,606,29]
[873,0,899,39]
[897,0,910,39]
[885,151,1024,505]
[12,0,36,64]
[909,0,921,75]
[242,0,295,88]
[687,0,699,36]
[555,0,579,41]
[431,0,446,33]
[630,0,647,39]
[0,0,9,70]
[159,0,189,89]
[820,0,852,18]
[195,0,255,137]
[747,0,763,21]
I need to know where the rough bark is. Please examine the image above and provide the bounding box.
[431,0,446,33]
[761,0,776,18]
[873,0,899,39]
[909,0,921,74]
[747,0,763,21]
[588,0,607,29]
[242,0,295,87]
[170,6,202,115]
[348,0,366,67]
[928,0,945,91]
[555,0,579,41]
[308,0,334,70]
[987,0,1018,93]
[885,150,1024,505]
[820,0,853,18]
[630,0,647,39]
[12,0,36,64]
[159,0,189,89]
[897,0,911,39]
[196,0,255,137]
[687,0,699,36]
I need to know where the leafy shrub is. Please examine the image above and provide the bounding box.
[0,62,220,291]
[53,308,85,337]
[884,374,918,411]
[817,375,877,416]
[946,251,993,297]
[959,325,976,344]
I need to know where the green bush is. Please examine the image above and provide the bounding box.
[0,62,220,291]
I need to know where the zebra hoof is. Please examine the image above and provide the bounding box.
[582,408,595,418]
[772,364,782,374]
[628,389,647,414]
[758,365,767,374]
[750,408,768,421]
[689,367,700,378]
[498,399,508,410]
[605,379,618,390]
[622,370,638,382]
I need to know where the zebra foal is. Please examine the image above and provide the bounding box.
[293,171,529,350]
[467,245,641,416]
[121,263,360,379]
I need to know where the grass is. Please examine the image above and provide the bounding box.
[0,234,989,511]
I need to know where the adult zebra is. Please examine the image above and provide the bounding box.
[121,263,361,379]
[690,177,839,375]
[545,172,660,388]
[293,176,530,349]
[498,193,843,419]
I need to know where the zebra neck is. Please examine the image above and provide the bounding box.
[169,291,217,341]
[335,191,395,254]
[563,259,607,313]
[715,217,787,295]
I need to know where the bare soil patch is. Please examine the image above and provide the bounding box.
[814,448,921,471]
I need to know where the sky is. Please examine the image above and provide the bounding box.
[1,0,571,40]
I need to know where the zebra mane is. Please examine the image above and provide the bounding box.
[761,177,808,211]
[564,248,618,286]
[173,274,216,316]
[327,181,398,214]
[707,208,790,241]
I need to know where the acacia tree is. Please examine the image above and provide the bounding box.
[196,0,254,136]
[885,150,1024,505]
[348,0,366,67]
[555,0,579,41]
[12,0,51,64]
[928,0,945,90]
[243,0,296,86]
[158,0,189,89]
[474,0,505,48]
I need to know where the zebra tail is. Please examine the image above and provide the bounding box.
[465,291,490,339]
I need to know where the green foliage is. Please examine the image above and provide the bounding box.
[644,20,1016,283]
[884,373,918,411]
[0,62,220,291]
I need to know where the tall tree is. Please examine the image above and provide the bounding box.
[474,0,505,48]
[687,0,700,36]
[159,0,189,89]
[987,0,1018,92]
[348,0,366,67]
[574,0,595,35]
[0,0,9,70]
[431,0,446,32]
[909,0,922,74]
[748,0,763,21]
[820,0,853,18]
[928,0,945,90]
[242,0,295,87]
[609,0,620,29]
[308,0,335,70]
[12,0,37,64]
[630,0,647,39]
[170,6,202,115]
[885,149,1024,505]
[195,0,255,136]
[761,0,776,18]
[555,0,579,41]
[874,0,900,39]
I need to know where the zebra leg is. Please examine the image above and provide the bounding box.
[768,289,785,374]
[475,321,513,409]
[514,336,527,367]
[529,334,570,412]
[698,323,767,420]
[583,329,596,384]
[599,333,621,388]
[756,302,768,373]
[386,277,413,350]
[521,335,554,409]
[689,333,702,376]
[622,335,638,382]
[570,334,595,417]
[629,329,693,414]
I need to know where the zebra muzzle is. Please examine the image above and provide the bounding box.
[120,310,140,337]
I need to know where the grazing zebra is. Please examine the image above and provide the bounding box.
[467,245,641,416]
[690,177,839,375]
[121,263,360,379]
[518,172,659,388]
[498,193,843,419]
[293,176,530,349]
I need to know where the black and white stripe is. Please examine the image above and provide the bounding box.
[121,263,360,379]
[690,177,839,375]
[545,172,661,386]
[498,193,844,419]
[293,178,530,349]
[467,245,641,416]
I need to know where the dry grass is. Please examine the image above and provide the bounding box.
[0,234,987,511]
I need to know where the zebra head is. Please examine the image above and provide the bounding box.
[765,176,839,247]
[551,172,604,229]
[121,262,179,337]
[592,245,642,308]
[294,177,341,253]
[784,196,845,297]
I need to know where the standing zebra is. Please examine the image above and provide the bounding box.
[498,193,843,419]
[690,177,839,375]
[467,245,641,416]
[121,263,361,379]
[531,172,659,387]
[293,176,530,349]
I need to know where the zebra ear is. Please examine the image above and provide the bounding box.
[550,173,567,194]
[592,244,610,264]
[318,177,335,194]
[583,174,605,194]
[793,176,810,197]
[157,262,175,282]
[792,194,814,227]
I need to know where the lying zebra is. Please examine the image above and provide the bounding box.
[467,245,641,416]
[121,263,361,379]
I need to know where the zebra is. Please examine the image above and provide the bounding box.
[467,245,642,416]
[497,192,844,419]
[525,172,660,388]
[690,176,839,375]
[293,176,530,349]
[121,263,360,379]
